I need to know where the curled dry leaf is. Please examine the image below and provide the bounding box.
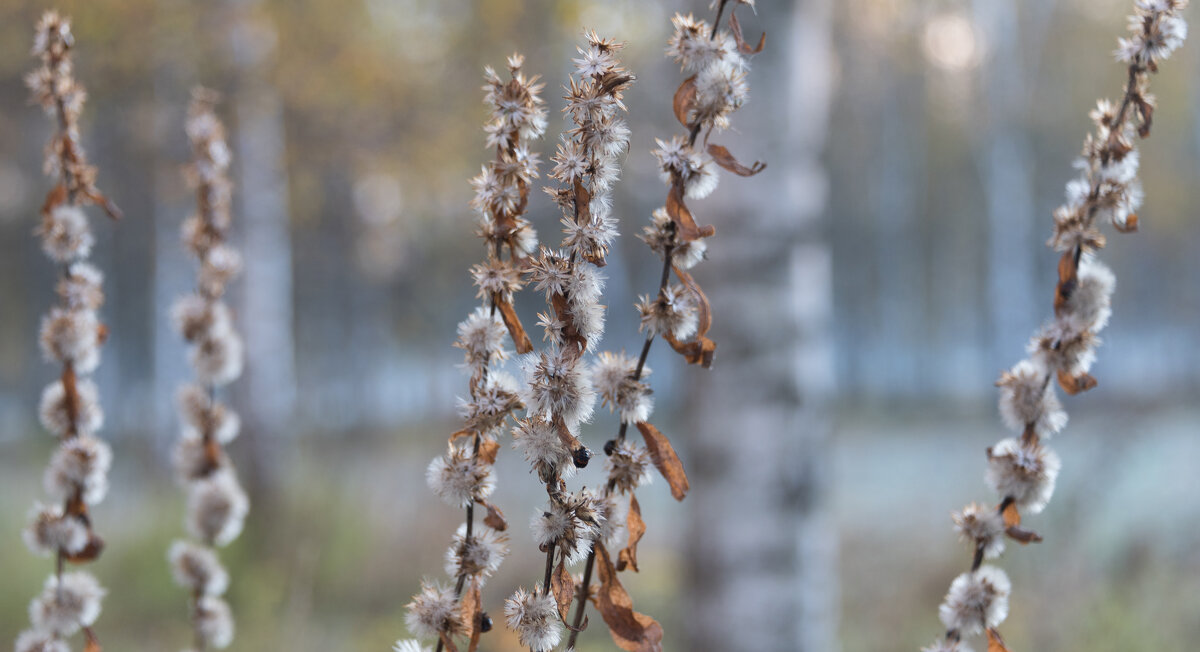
[728,8,766,55]
[478,438,501,465]
[1057,368,1098,395]
[460,579,482,641]
[591,544,664,652]
[673,76,697,128]
[1005,525,1044,544]
[707,143,766,177]
[41,183,67,215]
[1001,501,1021,528]
[663,332,717,368]
[635,422,689,501]
[552,559,575,622]
[666,183,716,243]
[478,498,508,531]
[64,532,105,563]
[616,494,646,572]
[1053,251,1078,314]
[986,628,1013,652]
[1114,213,1139,233]
[495,295,534,354]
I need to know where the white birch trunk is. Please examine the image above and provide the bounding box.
[683,0,836,649]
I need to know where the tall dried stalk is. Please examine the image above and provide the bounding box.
[18,10,121,652]
[923,2,1188,651]
[400,55,547,652]
[166,88,250,651]
[564,1,767,649]
[497,31,635,652]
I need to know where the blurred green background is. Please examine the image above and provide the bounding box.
[1,0,1199,650]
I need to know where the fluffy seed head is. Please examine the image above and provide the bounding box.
[996,359,1067,438]
[405,580,461,639]
[39,377,103,437]
[938,566,1011,635]
[29,571,105,636]
[951,502,1006,560]
[186,469,249,546]
[985,438,1062,514]
[44,435,111,505]
[444,523,509,583]
[15,629,70,652]
[39,204,93,263]
[426,442,496,508]
[168,540,230,596]
[23,503,88,556]
[39,307,101,373]
[504,587,562,652]
[195,595,234,648]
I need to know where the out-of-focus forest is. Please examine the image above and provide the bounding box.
[1,0,1198,650]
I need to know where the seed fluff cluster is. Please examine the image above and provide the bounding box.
[565,1,768,648]
[924,2,1188,651]
[19,12,121,652]
[401,55,546,652]
[167,88,249,651]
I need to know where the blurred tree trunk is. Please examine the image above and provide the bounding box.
[223,0,296,495]
[683,0,836,650]
[971,0,1055,371]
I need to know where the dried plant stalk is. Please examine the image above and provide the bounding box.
[497,32,636,652]
[923,2,1188,651]
[165,88,250,651]
[565,1,767,649]
[18,11,121,652]
[399,55,547,652]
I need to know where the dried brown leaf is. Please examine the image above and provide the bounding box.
[439,631,460,652]
[83,629,102,652]
[663,332,717,368]
[477,437,501,465]
[617,494,646,572]
[1057,369,1098,395]
[552,559,575,621]
[460,579,481,640]
[1005,525,1044,544]
[666,182,716,243]
[1054,251,1077,313]
[1114,213,1139,233]
[707,143,766,176]
[673,76,697,127]
[591,543,664,652]
[729,8,766,55]
[64,532,104,563]
[478,499,508,531]
[986,628,1012,652]
[636,422,689,501]
[1001,501,1021,528]
[41,184,67,216]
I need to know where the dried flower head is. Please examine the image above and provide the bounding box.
[985,439,1061,514]
[951,503,1006,560]
[938,566,1011,635]
[43,435,112,505]
[427,442,497,508]
[28,571,105,636]
[504,587,562,652]
[186,469,250,546]
[194,595,234,648]
[405,580,462,640]
[38,377,103,438]
[23,503,88,557]
[996,359,1067,437]
[168,540,230,597]
[444,523,509,582]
